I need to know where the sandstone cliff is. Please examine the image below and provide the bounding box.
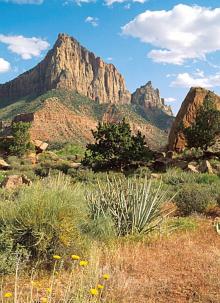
[0,33,131,104]
[168,87,220,151]
[131,81,173,116]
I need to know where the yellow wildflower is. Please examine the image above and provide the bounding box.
[79,260,88,267]
[4,293,13,298]
[53,255,61,260]
[46,288,52,294]
[97,284,104,289]
[71,255,80,260]
[90,288,99,296]
[103,274,110,280]
[41,297,48,303]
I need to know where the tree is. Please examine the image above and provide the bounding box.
[9,122,32,156]
[183,97,220,150]
[83,119,152,170]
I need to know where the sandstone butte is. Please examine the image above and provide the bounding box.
[168,87,220,152]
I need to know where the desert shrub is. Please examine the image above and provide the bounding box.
[87,176,172,236]
[175,184,214,216]
[0,227,29,274]
[0,174,88,264]
[163,168,196,185]
[195,173,220,185]
[131,166,152,178]
[181,147,204,160]
[9,122,33,156]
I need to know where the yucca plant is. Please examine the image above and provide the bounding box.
[87,176,173,236]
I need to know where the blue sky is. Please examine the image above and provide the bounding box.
[1,0,220,114]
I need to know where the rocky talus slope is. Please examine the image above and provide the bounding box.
[168,87,220,151]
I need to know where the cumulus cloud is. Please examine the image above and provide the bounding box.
[0,58,11,73]
[0,0,43,4]
[0,35,49,60]
[122,4,220,65]
[171,72,220,88]
[85,16,99,27]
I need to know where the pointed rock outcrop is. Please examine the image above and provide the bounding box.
[168,87,220,151]
[0,33,131,104]
[131,81,173,116]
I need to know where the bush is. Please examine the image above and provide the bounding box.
[163,168,196,185]
[175,184,214,216]
[9,122,33,156]
[0,174,88,264]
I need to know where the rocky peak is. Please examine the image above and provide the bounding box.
[0,33,131,105]
[131,81,173,116]
[168,87,220,152]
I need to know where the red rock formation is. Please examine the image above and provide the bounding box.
[168,87,220,151]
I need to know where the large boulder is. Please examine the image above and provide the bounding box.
[198,160,213,174]
[0,159,10,170]
[1,175,32,189]
[33,140,48,154]
[168,87,220,152]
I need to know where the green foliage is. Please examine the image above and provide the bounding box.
[183,97,220,149]
[9,122,32,156]
[87,176,171,236]
[83,119,152,170]
[166,217,198,232]
[175,184,214,216]
[163,168,196,185]
[0,174,88,264]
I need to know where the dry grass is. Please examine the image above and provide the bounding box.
[1,218,220,303]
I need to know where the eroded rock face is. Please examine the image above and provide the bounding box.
[168,87,220,152]
[0,33,131,105]
[131,81,173,116]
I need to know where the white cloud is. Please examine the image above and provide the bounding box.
[105,0,146,6]
[0,58,11,73]
[85,16,99,27]
[164,97,176,103]
[171,72,220,88]
[63,0,95,5]
[0,0,43,4]
[122,4,220,65]
[0,35,49,60]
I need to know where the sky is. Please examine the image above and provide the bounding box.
[1,0,220,114]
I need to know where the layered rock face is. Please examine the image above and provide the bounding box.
[0,34,131,104]
[168,87,220,151]
[131,81,173,116]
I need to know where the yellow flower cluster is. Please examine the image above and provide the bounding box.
[4,293,13,298]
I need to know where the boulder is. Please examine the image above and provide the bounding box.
[0,159,10,170]
[187,164,199,173]
[151,173,161,179]
[69,162,81,169]
[168,87,220,152]
[1,175,32,189]
[198,160,213,174]
[33,140,48,153]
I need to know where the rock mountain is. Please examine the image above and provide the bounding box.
[0,33,173,148]
[0,33,131,105]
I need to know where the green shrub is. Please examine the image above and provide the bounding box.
[0,174,88,264]
[87,176,172,236]
[163,168,196,185]
[175,184,214,216]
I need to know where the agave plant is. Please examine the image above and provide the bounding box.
[86,176,173,236]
